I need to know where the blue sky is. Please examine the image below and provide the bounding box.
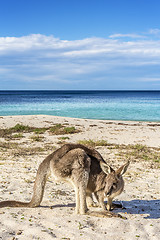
[0,0,160,90]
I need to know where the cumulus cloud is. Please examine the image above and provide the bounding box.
[109,33,145,39]
[0,32,160,89]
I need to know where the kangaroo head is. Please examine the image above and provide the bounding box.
[100,161,130,199]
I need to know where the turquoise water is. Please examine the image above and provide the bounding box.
[0,90,160,121]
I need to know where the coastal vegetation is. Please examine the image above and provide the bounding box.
[78,140,160,164]
[0,123,79,139]
[78,139,109,147]
[0,124,159,166]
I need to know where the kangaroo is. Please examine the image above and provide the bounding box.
[0,143,129,217]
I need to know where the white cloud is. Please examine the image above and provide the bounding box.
[0,34,160,58]
[109,33,145,39]
[0,33,160,89]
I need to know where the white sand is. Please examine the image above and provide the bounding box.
[0,115,159,240]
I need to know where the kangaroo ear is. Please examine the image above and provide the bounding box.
[116,161,130,176]
[100,161,114,174]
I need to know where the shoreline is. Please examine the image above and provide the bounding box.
[1,114,160,123]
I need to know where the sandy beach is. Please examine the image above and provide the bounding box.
[0,115,159,240]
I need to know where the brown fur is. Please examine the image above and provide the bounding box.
[0,144,129,217]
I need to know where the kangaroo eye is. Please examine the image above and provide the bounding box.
[113,183,117,189]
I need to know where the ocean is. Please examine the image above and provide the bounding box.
[0,90,160,121]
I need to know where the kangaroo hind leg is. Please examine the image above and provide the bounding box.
[71,149,91,215]
[73,169,89,214]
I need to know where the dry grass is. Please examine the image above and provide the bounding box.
[0,124,48,139]
[77,140,160,165]
[0,124,80,158]
[0,124,159,166]
[116,144,160,164]
[0,124,79,139]
[49,124,79,135]
[78,139,109,147]
[30,135,44,142]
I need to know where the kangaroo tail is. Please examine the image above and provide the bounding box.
[0,156,51,208]
[28,156,51,207]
